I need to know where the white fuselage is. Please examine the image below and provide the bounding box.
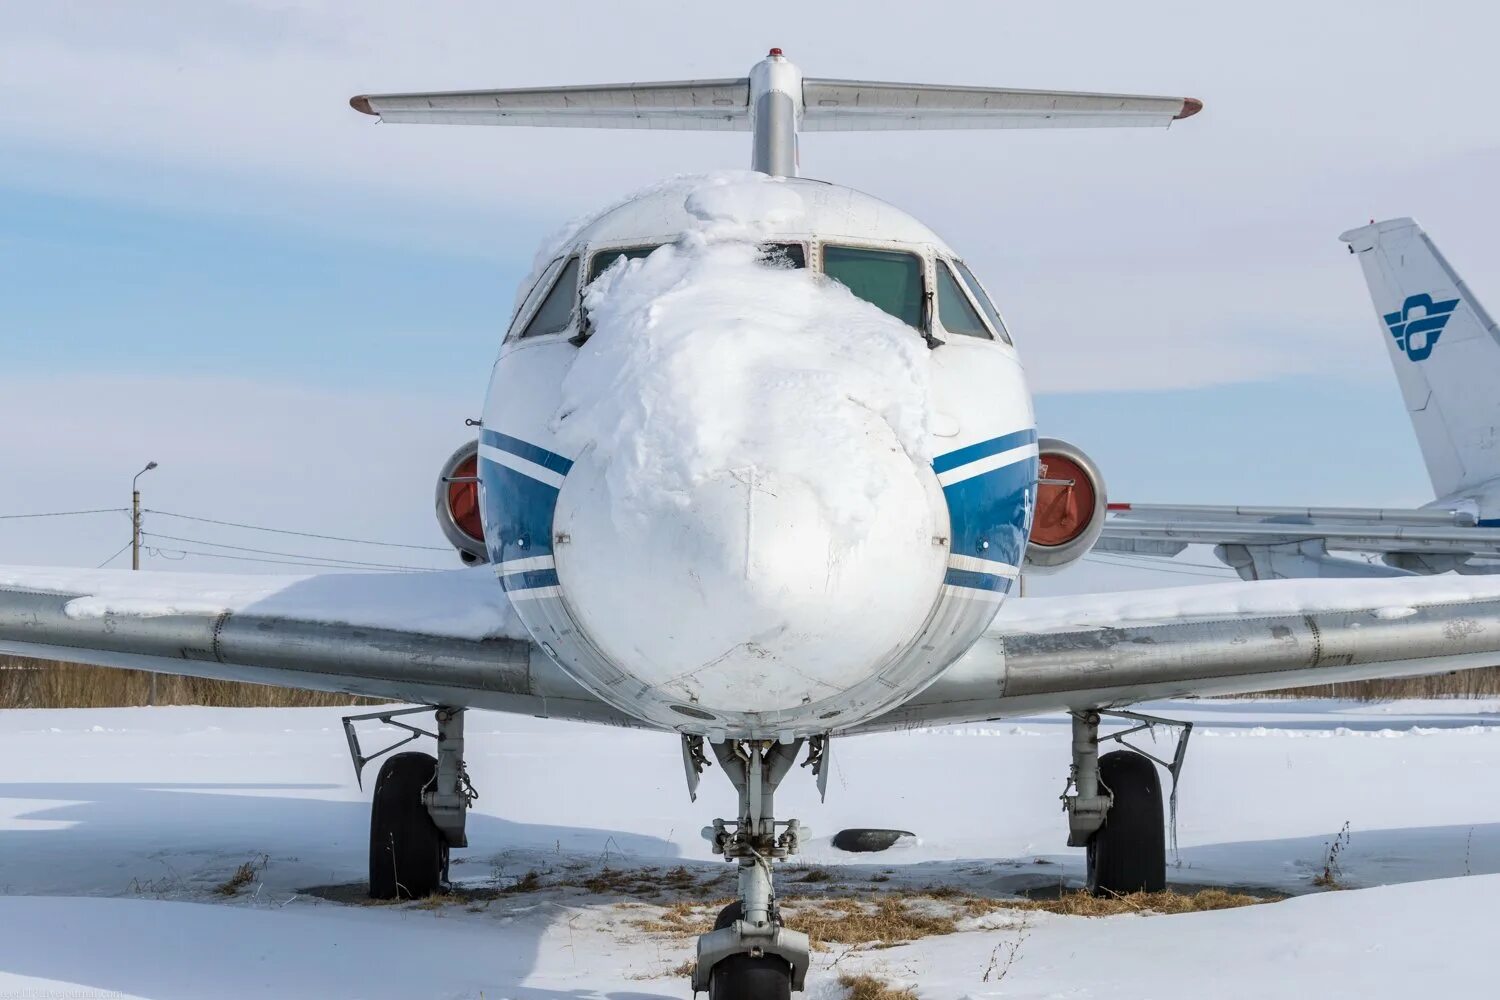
[478,174,1037,739]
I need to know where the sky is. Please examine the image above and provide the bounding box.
[1,0,1495,592]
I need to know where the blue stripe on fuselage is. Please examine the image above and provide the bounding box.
[499,567,560,592]
[932,428,1038,475]
[943,567,1009,592]
[480,459,563,565]
[479,429,575,476]
[941,454,1036,590]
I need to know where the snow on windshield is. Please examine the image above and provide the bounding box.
[551,172,933,547]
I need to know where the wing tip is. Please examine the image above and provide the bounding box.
[1174,97,1204,120]
[350,95,376,116]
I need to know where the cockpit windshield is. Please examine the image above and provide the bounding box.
[821,245,924,329]
[589,245,662,282]
[953,260,1012,345]
[760,243,806,269]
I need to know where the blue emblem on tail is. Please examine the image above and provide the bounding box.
[1385,293,1460,362]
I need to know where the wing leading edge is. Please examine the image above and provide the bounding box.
[850,574,1500,732]
[0,566,639,728]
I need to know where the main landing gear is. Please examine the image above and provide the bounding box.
[1062,709,1192,896]
[689,738,821,999]
[344,706,477,900]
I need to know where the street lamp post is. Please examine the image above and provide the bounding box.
[131,461,159,706]
[131,462,158,572]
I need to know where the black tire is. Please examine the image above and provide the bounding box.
[714,901,744,930]
[1086,750,1166,896]
[368,751,447,900]
[706,902,791,1000]
[709,953,792,1000]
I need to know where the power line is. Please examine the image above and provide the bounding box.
[96,539,135,568]
[1084,553,1238,579]
[144,509,448,551]
[0,508,128,520]
[146,546,441,573]
[142,533,444,572]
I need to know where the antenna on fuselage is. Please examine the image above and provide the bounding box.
[350,49,1203,179]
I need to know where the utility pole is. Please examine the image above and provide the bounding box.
[131,461,157,572]
[131,461,158,706]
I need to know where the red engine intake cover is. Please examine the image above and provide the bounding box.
[1032,452,1097,547]
[446,453,483,543]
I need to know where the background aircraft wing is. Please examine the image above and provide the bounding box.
[0,566,639,727]
[854,573,1500,732]
[1097,502,1500,571]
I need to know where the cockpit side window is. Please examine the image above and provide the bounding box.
[589,245,662,282]
[760,242,807,269]
[821,245,924,329]
[953,260,1013,345]
[937,261,991,340]
[519,256,580,339]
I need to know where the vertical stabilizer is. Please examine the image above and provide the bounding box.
[1342,218,1500,497]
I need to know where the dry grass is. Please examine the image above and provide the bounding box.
[629,886,1272,950]
[838,973,919,1000]
[1236,666,1500,700]
[412,891,469,911]
[1005,887,1272,916]
[0,656,372,708]
[214,856,266,896]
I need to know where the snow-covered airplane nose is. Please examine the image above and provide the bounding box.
[551,434,948,717]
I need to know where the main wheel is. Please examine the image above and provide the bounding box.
[1086,750,1166,896]
[706,902,792,1000]
[368,751,447,900]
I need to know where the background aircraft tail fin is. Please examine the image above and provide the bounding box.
[1342,218,1500,498]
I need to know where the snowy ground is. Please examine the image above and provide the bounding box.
[2,699,1498,998]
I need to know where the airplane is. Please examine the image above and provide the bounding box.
[6,50,1500,1000]
[1101,217,1500,580]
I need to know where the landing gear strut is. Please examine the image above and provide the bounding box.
[344,705,476,900]
[1062,710,1191,896]
[691,739,812,998]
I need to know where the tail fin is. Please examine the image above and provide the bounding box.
[351,49,1200,178]
[1342,217,1500,497]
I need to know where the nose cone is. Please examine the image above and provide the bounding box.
[552,447,946,715]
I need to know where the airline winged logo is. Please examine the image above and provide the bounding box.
[1385,293,1460,362]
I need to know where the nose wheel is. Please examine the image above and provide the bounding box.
[706,902,793,1000]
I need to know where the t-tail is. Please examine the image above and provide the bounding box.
[350,48,1201,178]
[1342,218,1500,500]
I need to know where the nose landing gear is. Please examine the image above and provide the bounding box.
[691,739,814,998]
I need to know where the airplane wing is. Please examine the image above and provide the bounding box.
[7,566,1500,738]
[852,573,1500,732]
[0,565,638,727]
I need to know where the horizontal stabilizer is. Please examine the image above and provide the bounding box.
[799,79,1200,131]
[351,78,753,130]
